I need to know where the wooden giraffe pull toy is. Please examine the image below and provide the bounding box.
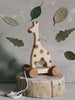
[22,21,60,78]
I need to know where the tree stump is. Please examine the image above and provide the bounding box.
[16,72,65,98]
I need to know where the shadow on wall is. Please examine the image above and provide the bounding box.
[0,45,22,83]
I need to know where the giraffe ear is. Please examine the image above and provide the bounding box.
[32,21,35,25]
[36,21,39,24]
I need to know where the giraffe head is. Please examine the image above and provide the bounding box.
[28,21,39,34]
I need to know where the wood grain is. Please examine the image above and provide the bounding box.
[16,72,65,98]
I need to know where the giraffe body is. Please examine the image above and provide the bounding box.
[28,21,52,69]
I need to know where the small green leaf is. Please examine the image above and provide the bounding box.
[30,6,41,20]
[6,37,24,47]
[39,61,45,65]
[2,16,19,26]
[64,51,75,60]
[56,28,75,42]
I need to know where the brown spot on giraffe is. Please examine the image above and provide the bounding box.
[47,52,49,55]
[40,49,44,53]
[40,57,44,61]
[38,38,40,41]
[34,61,37,65]
[34,45,38,48]
[49,60,52,63]
[34,54,37,57]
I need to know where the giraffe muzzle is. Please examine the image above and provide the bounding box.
[28,29,32,33]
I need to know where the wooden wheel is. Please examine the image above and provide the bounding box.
[48,66,60,76]
[22,64,38,78]
[22,64,30,71]
[29,68,38,78]
[22,64,30,77]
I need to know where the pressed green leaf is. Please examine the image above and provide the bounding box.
[53,7,68,25]
[2,16,19,26]
[64,51,75,60]
[39,61,45,65]
[56,28,75,42]
[30,6,41,20]
[6,37,24,47]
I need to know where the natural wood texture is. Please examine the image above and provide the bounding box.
[36,67,50,74]
[22,64,50,77]
[28,21,52,72]
[22,65,60,77]
[29,68,38,78]
[50,66,60,76]
[16,72,65,98]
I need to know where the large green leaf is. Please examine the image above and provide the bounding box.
[56,28,75,42]
[6,37,24,47]
[30,6,41,20]
[2,16,19,26]
[64,51,75,60]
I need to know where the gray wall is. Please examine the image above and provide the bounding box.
[0,0,75,82]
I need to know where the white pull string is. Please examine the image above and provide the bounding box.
[5,70,28,99]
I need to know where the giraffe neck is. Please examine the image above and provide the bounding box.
[34,32,41,45]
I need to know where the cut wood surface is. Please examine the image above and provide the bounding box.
[16,72,65,98]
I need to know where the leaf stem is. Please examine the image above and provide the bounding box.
[0,15,4,18]
[40,1,45,7]
[59,50,64,53]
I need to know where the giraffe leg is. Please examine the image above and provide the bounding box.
[29,58,38,78]
[46,59,52,68]
[31,59,37,68]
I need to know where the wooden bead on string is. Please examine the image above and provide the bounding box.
[4,93,9,97]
